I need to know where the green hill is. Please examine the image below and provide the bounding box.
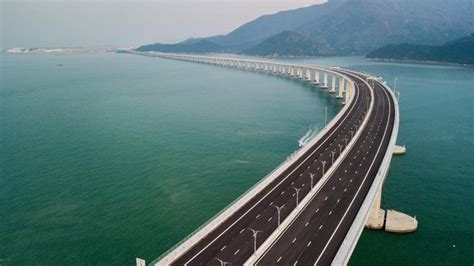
[137,0,474,55]
[135,40,224,53]
[241,31,335,57]
[366,34,474,65]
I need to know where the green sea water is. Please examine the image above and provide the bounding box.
[0,53,472,265]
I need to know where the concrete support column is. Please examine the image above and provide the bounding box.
[366,187,385,230]
[337,77,345,99]
[305,68,311,80]
[330,74,337,93]
[323,72,328,88]
[314,70,320,84]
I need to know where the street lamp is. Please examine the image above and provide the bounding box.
[309,173,316,189]
[338,143,344,154]
[216,258,231,266]
[272,204,285,226]
[248,228,262,253]
[350,130,355,138]
[344,138,348,146]
[321,161,327,176]
[291,187,302,206]
[331,150,336,164]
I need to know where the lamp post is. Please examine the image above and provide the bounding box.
[291,187,302,206]
[338,143,344,155]
[272,204,285,226]
[309,173,316,189]
[331,150,336,164]
[248,228,262,253]
[344,137,348,146]
[321,161,327,176]
[216,258,231,266]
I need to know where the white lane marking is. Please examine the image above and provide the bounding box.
[239,229,245,234]
[316,208,319,213]
[305,222,309,227]
[292,237,297,243]
[307,241,312,247]
[234,249,240,255]
[267,217,273,222]
[329,210,333,216]
[319,225,323,230]
[277,257,282,263]
[256,214,261,219]
[220,245,226,251]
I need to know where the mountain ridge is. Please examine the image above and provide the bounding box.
[366,34,474,65]
[136,0,474,55]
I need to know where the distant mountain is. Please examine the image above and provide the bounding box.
[137,0,474,55]
[242,31,335,57]
[135,39,224,53]
[366,34,474,65]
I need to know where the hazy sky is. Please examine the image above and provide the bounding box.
[1,0,325,49]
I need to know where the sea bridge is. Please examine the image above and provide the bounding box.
[133,52,417,266]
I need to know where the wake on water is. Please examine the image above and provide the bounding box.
[298,124,323,147]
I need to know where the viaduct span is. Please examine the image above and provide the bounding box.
[132,52,417,266]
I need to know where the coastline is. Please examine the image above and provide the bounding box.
[366,57,474,68]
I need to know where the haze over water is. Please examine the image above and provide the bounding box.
[1,53,473,265]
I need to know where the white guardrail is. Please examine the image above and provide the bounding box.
[139,52,358,266]
[331,72,399,265]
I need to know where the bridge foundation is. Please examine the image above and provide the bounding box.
[365,146,417,233]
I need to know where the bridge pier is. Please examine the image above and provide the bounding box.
[330,74,337,93]
[314,70,320,84]
[322,72,328,88]
[365,146,417,233]
[337,78,345,99]
[305,67,311,81]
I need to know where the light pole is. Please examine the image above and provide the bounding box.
[248,228,262,253]
[272,204,285,226]
[291,187,302,206]
[338,143,344,155]
[309,173,316,189]
[216,258,231,266]
[331,150,336,164]
[350,130,355,138]
[321,161,327,176]
[344,138,348,146]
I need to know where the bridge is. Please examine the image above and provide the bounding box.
[131,52,417,266]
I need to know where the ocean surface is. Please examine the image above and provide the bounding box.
[0,53,472,265]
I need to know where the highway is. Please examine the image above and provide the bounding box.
[139,52,399,266]
[168,67,372,265]
[253,72,394,265]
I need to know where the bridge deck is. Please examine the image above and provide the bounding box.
[142,52,398,266]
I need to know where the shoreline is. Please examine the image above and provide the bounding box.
[366,57,474,68]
